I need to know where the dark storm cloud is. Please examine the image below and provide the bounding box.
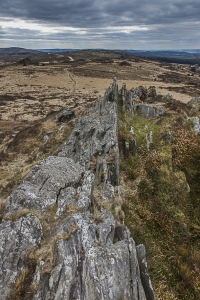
[0,0,200,27]
[0,0,200,49]
[1,0,200,27]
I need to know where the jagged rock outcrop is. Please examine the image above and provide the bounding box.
[134,104,164,119]
[0,80,155,300]
[130,86,156,102]
[121,84,164,118]
[122,83,134,114]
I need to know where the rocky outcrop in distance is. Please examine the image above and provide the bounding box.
[121,84,165,118]
[0,79,155,300]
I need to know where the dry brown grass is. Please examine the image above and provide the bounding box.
[8,247,38,300]
[0,114,74,201]
[4,211,15,221]
[172,129,199,169]
[66,203,83,215]
[0,199,6,222]
[154,282,179,300]
[119,96,200,299]
[91,186,124,225]
[8,268,31,300]
[4,209,43,223]
[33,224,79,276]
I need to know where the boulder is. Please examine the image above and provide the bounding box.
[55,109,75,122]
[134,104,165,119]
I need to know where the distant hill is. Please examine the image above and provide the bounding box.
[121,50,200,65]
[0,47,41,56]
[122,49,200,57]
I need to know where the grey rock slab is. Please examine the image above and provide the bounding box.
[0,214,42,299]
[188,116,200,135]
[33,219,148,300]
[134,104,164,119]
[4,156,84,215]
[137,244,155,300]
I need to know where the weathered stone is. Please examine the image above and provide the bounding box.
[114,225,128,242]
[0,79,155,300]
[134,104,165,119]
[130,85,156,102]
[161,93,173,101]
[4,156,84,215]
[147,86,157,98]
[130,126,135,135]
[55,108,75,122]
[33,217,150,300]
[188,116,200,135]
[0,214,42,299]
[122,84,164,118]
[137,244,155,300]
[131,86,148,101]
[43,134,49,141]
[146,131,153,150]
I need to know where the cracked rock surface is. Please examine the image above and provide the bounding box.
[0,80,155,300]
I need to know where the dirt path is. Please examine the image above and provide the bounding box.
[68,56,74,62]
[68,73,76,94]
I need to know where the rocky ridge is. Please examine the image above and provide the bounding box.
[0,79,155,300]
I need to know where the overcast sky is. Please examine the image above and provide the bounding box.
[0,0,200,50]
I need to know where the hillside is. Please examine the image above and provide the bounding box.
[0,47,41,56]
[0,50,200,299]
[118,85,200,299]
